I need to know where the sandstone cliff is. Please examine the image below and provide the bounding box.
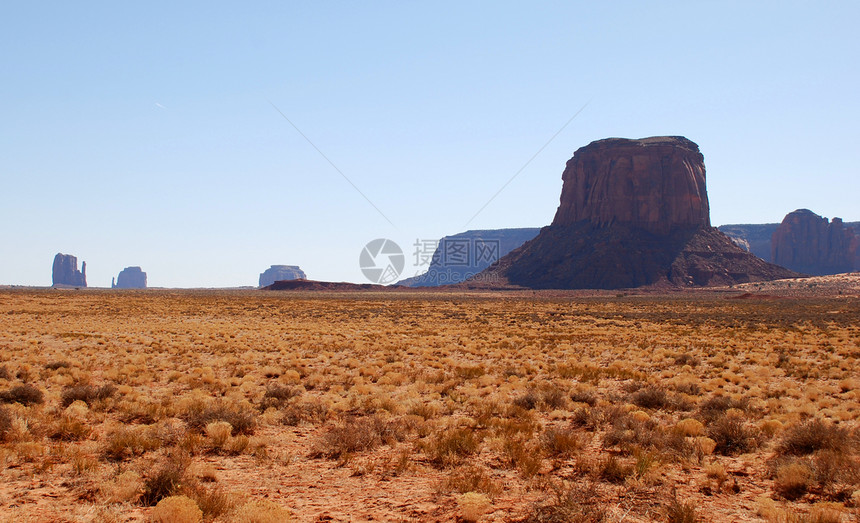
[259,265,306,287]
[113,267,147,289]
[52,253,87,287]
[771,209,858,275]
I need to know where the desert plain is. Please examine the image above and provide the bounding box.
[0,285,858,522]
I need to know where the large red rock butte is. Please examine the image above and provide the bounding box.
[480,136,798,290]
[771,209,859,276]
[553,137,710,233]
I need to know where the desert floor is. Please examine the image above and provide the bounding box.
[0,288,858,522]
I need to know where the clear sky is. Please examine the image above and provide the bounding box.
[2,2,858,287]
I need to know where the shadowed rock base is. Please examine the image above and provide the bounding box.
[488,224,798,290]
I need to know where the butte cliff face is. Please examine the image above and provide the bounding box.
[259,265,306,287]
[52,253,87,287]
[553,137,710,233]
[483,137,798,289]
[113,267,147,289]
[771,209,859,276]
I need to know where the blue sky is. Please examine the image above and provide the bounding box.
[2,2,858,287]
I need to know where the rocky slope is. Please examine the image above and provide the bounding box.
[480,137,798,289]
[771,209,859,275]
[397,228,539,287]
[52,253,86,287]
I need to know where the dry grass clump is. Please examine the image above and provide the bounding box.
[141,452,191,506]
[665,489,699,522]
[777,419,850,456]
[631,386,691,411]
[442,464,501,496]
[707,415,759,456]
[183,401,256,436]
[697,395,749,422]
[774,461,815,500]
[0,384,44,405]
[150,495,202,523]
[311,414,407,459]
[60,383,117,407]
[424,426,481,466]
[541,426,587,458]
[103,425,163,460]
[0,405,12,442]
[523,483,606,523]
[257,383,300,411]
[228,499,295,522]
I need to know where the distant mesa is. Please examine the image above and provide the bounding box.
[259,265,306,288]
[112,267,147,289]
[397,228,539,287]
[771,209,859,276]
[480,136,798,289]
[52,253,87,287]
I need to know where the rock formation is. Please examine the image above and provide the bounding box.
[113,267,147,289]
[397,228,540,287]
[52,253,87,287]
[259,265,306,287]
[771,209,858,275]
[553,137,709,234]
[718,223,779,261]
[480,136,798,289]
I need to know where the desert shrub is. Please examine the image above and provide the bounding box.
[0,406,11,442]
[183,402,256,436]
[258,384,300,411]
[674,353,700,367]
[141,454,190,506]
[44,361,72,371]
[205,421,232,449]
[811,449,860,490]
[774,461,814,500]
[0,366,10,380]
[603,412,690,457]
[631,386,671,410]
[513,390,541,410]
[503,437,544,478]
[665,490,699,522]
[708,416,758,456]
[442,464,501,496]
[541,426,586,458]
[311,415,406,459]
[598,455,633,484]
[698,395,748,422]
[48,415,91,441]
[229,499,295,522]
[104,470,144,503]
[523,484,605,523]
[778,419,850,456]
[60,384,117,407]
[150,495,202,523]
[182,483,235,520]
[103,425,162,460]
[280,397,328,426]
[425,427,481,466]
[569,389,597,407]
[0,384,44,405]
